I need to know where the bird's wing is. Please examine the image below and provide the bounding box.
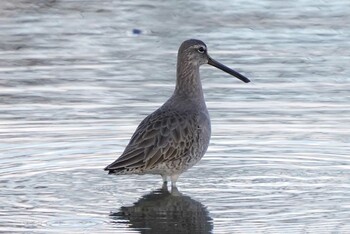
[105,109,199,172]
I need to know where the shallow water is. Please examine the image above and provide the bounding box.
[1,0,350,233]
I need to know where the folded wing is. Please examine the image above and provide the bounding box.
[105,109,198,174]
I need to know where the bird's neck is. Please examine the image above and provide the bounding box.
[174,61,205,101]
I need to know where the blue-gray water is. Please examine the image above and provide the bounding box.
[1,0,350,233]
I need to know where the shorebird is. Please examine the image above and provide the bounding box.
[105,39,250,187]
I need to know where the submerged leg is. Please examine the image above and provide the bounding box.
[170,185,182,196]
[161,174,168,183]
[161,175,168,190]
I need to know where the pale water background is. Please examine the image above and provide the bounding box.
[1,0,350,233]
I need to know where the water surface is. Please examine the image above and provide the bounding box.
[1,0,350,233]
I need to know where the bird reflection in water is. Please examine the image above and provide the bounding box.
[110,185,213,234]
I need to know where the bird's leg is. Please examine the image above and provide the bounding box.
[161,174,168,184]
[161,175,168,190]
[170,174,182,196]
[170,185,182,196]
[170,174,180,188]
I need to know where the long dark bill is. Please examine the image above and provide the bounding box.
[208,57,250,83]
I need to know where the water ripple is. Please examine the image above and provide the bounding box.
[1,0,350,233]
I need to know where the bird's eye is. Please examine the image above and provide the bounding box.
[197,47,205,53]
